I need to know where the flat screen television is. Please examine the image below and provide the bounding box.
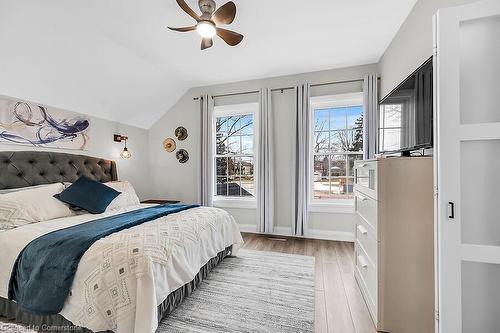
[378,57,433,155]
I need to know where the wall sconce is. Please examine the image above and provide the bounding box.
[114,134,131,159]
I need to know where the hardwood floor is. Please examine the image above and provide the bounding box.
[241,233,376,333]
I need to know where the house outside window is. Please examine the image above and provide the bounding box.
[310,93,364,209]
[213,103,258,206]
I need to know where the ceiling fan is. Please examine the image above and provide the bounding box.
[168,0,244,50]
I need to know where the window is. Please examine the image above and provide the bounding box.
[310,93,364,203]
[213,103,257,201]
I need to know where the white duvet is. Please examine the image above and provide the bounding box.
[0,204,244,333]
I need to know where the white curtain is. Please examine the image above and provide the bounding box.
[363,74,379,159]
[199,94,214,206]
[257,88,275,233]
[294,83,310,236]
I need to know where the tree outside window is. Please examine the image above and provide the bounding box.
[313,103,364,200]
[215,113,255,198]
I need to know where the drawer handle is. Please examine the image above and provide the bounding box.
[357,255,368,268]
[357,225,368,235]
[357,194,368,201]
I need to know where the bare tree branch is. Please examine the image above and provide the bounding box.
[314,120,328,153]
[216,115,254,153]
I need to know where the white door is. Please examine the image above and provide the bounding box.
[434,1,500,332]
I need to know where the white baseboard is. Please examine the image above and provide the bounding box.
[305,228,354,242]
[237,224,258,233]
[237,224,354,242]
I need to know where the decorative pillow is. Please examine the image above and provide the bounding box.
[104,181,140,211]
[55,176,121,214]
[0,183,74,229]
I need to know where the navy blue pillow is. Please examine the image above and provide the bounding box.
[55,176,121,214]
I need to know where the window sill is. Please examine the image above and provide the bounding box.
[308,202,355,214]
[213,198,257,209]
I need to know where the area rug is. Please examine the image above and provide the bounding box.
[0,250,315,333]
[158,249,315,333]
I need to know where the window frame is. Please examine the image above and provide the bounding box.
[212,102,259,208]
[308,92,364,212]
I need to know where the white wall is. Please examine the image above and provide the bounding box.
[0,102,154,200]
[378,0,479,98]
[149,64,378,240]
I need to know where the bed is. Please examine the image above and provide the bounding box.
[0,151,244,333]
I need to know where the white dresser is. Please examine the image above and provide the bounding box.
[354,157,434,333]
[353,159,379,325]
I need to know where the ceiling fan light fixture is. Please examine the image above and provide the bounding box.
[169,0,242,49]
[196,21,216,38]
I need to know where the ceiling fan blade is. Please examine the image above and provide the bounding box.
[212,1,236,25]
[168,26,196,32]
[201,38,213,50]
[175,0,200,22]
[216,28,243,46]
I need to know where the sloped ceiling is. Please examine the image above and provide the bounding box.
[0,0,417,128]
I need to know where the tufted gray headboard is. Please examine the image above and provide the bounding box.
[0,151,118,190]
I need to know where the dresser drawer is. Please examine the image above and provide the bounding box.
[355,191,378,230]
[355,241,377,306]
[354,161,377,199]
[356,217,377,265]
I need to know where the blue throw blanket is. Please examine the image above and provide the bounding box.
[8,204,198,315]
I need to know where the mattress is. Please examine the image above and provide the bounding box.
[0,204,244,333]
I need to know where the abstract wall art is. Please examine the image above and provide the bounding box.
[0,95,90,150]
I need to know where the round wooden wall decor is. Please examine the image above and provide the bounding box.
[163,138,176,152]
[175,126,188,141]
[176,149,189,163]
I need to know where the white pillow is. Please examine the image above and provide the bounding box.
[0,183,74,229]
[0,183,56,195]
[104,181,140,211]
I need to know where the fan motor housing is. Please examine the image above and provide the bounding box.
[199,0,216,18]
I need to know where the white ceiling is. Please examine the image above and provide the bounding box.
[0,0,416,128]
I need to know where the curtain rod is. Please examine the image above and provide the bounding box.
[192,77,378,101]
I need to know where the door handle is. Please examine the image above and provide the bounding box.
[448,202,455,219]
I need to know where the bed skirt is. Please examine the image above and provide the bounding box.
[0,246,232,333]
